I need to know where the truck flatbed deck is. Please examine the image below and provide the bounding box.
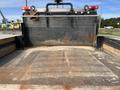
[0,46,120,89]
[0,1,120,89]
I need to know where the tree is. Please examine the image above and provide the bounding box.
[101,17,120,28]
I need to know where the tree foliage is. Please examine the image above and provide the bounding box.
[101,17,120,28]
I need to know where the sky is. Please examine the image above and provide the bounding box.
[0,0,120,21]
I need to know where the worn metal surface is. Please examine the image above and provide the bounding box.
[104,37,120,50]
[0,36,16,58]
[23,15,98,46]
[103,44,120,57]
[0,46,120,89]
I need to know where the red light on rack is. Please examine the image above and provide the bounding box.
[22,6,31,11]
[88,6,99,10]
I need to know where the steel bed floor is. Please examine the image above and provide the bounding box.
[0,46,120,90]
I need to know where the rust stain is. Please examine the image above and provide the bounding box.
[63,35,71,43]
[0,66,33,90]
[63,85,71,90]
[112,87,118,90]
[0,68,26,81]
[20,83,34,90]
[20,84,31,90]
[20,65,33,90]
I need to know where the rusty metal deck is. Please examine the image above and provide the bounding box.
[0,46,120,90]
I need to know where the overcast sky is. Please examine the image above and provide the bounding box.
[0,0,120,21]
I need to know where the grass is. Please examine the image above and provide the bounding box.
[99,29,120,36]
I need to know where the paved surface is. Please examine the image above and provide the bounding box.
[0,46,120,90]
[0,31,22,40]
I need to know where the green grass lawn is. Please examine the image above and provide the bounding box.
[99,29,120,36]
